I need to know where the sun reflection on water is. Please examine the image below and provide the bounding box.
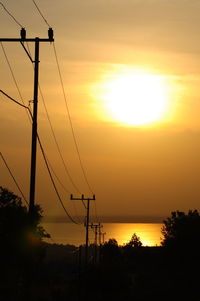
[103,223,162,246]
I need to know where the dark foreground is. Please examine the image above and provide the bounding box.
[1,242,200,301]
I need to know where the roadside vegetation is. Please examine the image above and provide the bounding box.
[1,186,200,300]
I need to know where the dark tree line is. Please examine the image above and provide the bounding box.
[1,186,200,301]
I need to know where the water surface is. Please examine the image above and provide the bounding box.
[43,222,163,246]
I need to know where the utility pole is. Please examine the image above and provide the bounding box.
[71,194,95,265]
[101,232,106,244]
[91,222,102,263]
[90,223,99,245]
[0,28,54,216]
[98,222,103,245]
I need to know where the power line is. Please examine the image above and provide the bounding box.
[29,0,98,221]
[31,0,51,27]
[1,42,25,103]
[23,41,81,194]
[1,89,81,225]
[39,87,81,193]
[37,136,81,225]
[52,43,94,195]
[0,42,31,122]
[0,89,29,109]
[0,89,72,197]
[1,6,90,223]
[0,151,57,244]
[0,151,28,205]
[1,39,83,223]
[2,89,81,224]
[0,2,24,28]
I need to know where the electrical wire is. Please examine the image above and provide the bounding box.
[1,3,89,223]
[1,90,81,225]
[52,43,94,195]
[29,0,99,225]
[0,2,24,28]
[37,135,81,225]
[0,150,57,244]
[0,151,28,205]
[0,42,31,122]
[2,42,74,197]
[39,86,81,193]
[23,43,84,223]
[1,42,24,102]
[1,38,83,223]
[31,0,51,27]
[0,89,29,109]
[24,42,81,194]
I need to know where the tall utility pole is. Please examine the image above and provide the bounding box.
[0,28,54,216]
[71,194,95,265]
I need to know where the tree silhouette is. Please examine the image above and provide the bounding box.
[125,233,142,248]
[0,186,48,260]
[161,209,200,252]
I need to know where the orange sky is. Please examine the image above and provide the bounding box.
[1,0,200,221]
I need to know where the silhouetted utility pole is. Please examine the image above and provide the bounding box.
[0,28,54,216]
[101,232,106,244]
[98,223,103,245]
[71,194,95,265]
[91,222,102,263]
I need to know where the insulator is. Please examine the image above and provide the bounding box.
[20,28,26,40]
[48,27,54,41]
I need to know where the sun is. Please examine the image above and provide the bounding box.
[94,71,170,126]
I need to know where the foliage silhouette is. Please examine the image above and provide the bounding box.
[0,186,48,260]
[161,209,200,252]
[125,233,143,248]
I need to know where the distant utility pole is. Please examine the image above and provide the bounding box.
[98,223,103,245]
[0,28,54,216]
[91,222,102,263]
[71,194,95,265]
[101,232,106,244]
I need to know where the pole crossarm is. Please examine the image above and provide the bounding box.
[70,194,95,201]
[0,38,54,42]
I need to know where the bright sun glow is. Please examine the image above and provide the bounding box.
[94,70,170,126]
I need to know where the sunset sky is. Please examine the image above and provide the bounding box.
[1,0,200,222]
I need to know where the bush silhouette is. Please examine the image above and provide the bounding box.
[161,209,200,252]
[0,186,48,260]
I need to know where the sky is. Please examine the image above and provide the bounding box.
[1,0,200,222]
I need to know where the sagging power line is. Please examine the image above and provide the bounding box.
[0,30,83,224]
[22,41,82,195]
[1,2,98,234]
[30,0,95,197]
[0,151,57,244]
[0,88,81,225]
[0,151,28,205]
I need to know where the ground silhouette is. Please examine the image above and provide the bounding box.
[1,187,200,300]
